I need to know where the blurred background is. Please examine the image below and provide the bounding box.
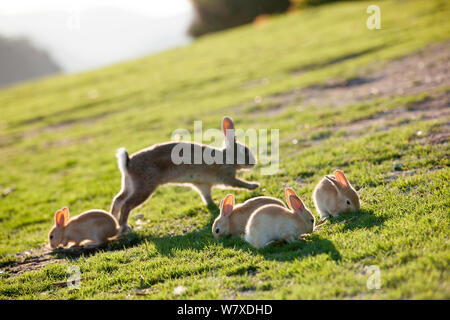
[0,0,325,88]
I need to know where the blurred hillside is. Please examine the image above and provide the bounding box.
[0,6,192,81]
[0,35,61,88]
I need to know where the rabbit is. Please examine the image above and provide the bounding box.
[111,116,259,234]
[212,193,286,240]
[312,169,360,219]
[244,188,315,249]
[48,207,119,249]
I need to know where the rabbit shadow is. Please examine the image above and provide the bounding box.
[104,202,228,256]
[324,208,384,231]
[120,202,221,255]
[41,202,221,261]
[48,238,138,260]
[118,201,342,263]
[219,233,341,262]
[47,203,379,264]
[131,229,341,264]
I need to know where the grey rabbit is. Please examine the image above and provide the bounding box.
[111,116,259,234]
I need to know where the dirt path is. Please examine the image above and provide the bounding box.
[299,41,449,108]
[241,41,449,117]
[0,245,109,277]
[1,247,62,276]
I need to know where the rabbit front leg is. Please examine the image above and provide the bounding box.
[284,233,299,244]
[66,242,80,248]
[193,183,214,205]
[83,239,101,249]
[319,211,330,219]
[264,239,286,247]
[225,177,259,190]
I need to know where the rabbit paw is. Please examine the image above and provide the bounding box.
[119,224,133,235]
[320,212,330,219]
[248,183,260,190]
[83,242,100,249]
[264,239,285,247]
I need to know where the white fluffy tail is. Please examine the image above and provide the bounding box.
[116,148,129,175]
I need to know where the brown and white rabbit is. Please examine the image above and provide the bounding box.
[244,188,315,249]
[312,169,360,219]
[111,116,259,234]
[212,194,286,240]
[48,207,119,249]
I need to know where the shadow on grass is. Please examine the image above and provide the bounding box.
[325,208,385,231]
[119,199,342,263]
[290,43,390,75]
[50,203,343,263]
[2,202,343,276]
[126,230,341,263]
[34,202,221,262]
[245,235,342,262]
[30,204,379,266]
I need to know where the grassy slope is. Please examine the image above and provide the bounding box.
[0,0,449,299]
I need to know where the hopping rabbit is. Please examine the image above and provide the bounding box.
[111,116,259,234]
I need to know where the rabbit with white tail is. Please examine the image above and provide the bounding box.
[312,169,360,219]
[244,188,315,249]
[48,207,119,249]
[212,194,286,240]
[111,116,259,234]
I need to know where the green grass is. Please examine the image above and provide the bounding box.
[0,0,449,299]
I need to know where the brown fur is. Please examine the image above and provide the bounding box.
[244,190,316,249]
[49,209,119,248]
[213,196,285,239]
[253,204,309,230]
[312,170,360,218]
[111,117,259,233]
[229,197,286,234]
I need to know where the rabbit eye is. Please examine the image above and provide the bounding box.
[346,200,351,205]
[215,228,220,234]
[310,218,314,224]
[50,235,54,239]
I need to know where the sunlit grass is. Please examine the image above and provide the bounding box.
[0,0,449,299]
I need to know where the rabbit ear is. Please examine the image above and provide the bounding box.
[285,188,297,209]
[334,170,350,187]
[222,116,235,134]
[288,194,305,212]
[222,116,235,147]
[62,207,70,221]
[55,207,69,227]
[220,194,234,217]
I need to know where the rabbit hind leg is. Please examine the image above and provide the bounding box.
[118,184,156,234]
[110,176,133,219]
